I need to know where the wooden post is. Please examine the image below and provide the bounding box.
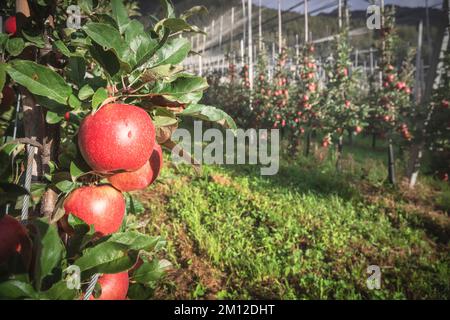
[408,0,449,188]
[248,0,254,92]
[304,0,309,43]
[219,15,224,51]
[414,21,424,106]
[278,0,282,53]
[259,0,263,52]
[242,0,246,50]
[231,7,235,53]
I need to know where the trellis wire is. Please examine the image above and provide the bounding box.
[21,144,34,222]
[83,273,100,300]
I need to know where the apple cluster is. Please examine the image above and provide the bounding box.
[62,103,164,299]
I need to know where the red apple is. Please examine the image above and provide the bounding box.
[442,100,449,109]
[63,185,125,236]
[5,16,17,35]
[0,215,31,266]
[64,112,71,122]
[355,126,363,134]
[386,74,395,83]
[89,272,129,300]
[396,82,406,90]
[302,95,309,102]
[1,86,15,110]
[108,144,163,192]
[345,100,351,108]
[78,103,155,173]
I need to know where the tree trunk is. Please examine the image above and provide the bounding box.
[407,1,449,188]
[388,139,396,185]
[305,130,311,157]
[336,135,344,172]
[348,129,353,146]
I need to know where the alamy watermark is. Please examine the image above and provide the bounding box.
[366,265,381,290]
[367,5,382,30]
[172,122,280,176]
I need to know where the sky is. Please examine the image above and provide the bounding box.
[255,0,443,14]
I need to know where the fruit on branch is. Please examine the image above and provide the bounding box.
[63,185,125,236]
[0,215,31,266]
[441,100,449,109]
[78,104,156,173]
[5,16,17,35]
[89,272,129,300]
[108,144,163,192]
[1,86,15,110]
[64,112,70,122]
[355,126,363,134]
[395,82,406,90]
[386,74,395,83]
[345,100,351,108]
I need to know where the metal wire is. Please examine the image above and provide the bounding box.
[83,273,100,300]
[21,144,35,222]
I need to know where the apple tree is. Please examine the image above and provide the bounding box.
[0,0,235,300]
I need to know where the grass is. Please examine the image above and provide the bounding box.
[132,135,450,300]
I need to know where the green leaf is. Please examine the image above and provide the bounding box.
[0,280,38,300]
[159,0,175,18]
[6,38,25,56]
[78,84,95,101]
[126,194,145,215]
[74,242,134,274]
[180,6,208,20]
[132,259,169,285]
[68,56,86,87]
[83,23,129,71]
[108,232,164,251]
[92,87,108,111]
[55,180,77,193]
[68,94,82,110]
[150,38,191,68]
[33,218,65,290]
[78,0,94,14]
[43,280,79,300]
[111,0,130,33]
[0,63,7,93]
[53,40,73,57]
[125,20,158,68]
[46,111,63,124]
[6,60,72,105]
[127,283,153,300]
[70,161,86,182]
[181,104,237,130]
[22,31,45,48]
[153,75,208,102]
[155,18,192,34]
[89,43,121,77]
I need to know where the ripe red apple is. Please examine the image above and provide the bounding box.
[442,100,449,109]
[355,126,363,134]
[386,74,395,83]
[5,16,17,35]
[0,215,31,266]
[89,272,129,300]
[78,103,156,173]
[345,100,351,108]
[396,82,406,90]
[63,185,125,236]
[64,112,71,122]
[302,95,309,102]
[281,120,286,127]
[108,144,163,192]
[1,86,15,110]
